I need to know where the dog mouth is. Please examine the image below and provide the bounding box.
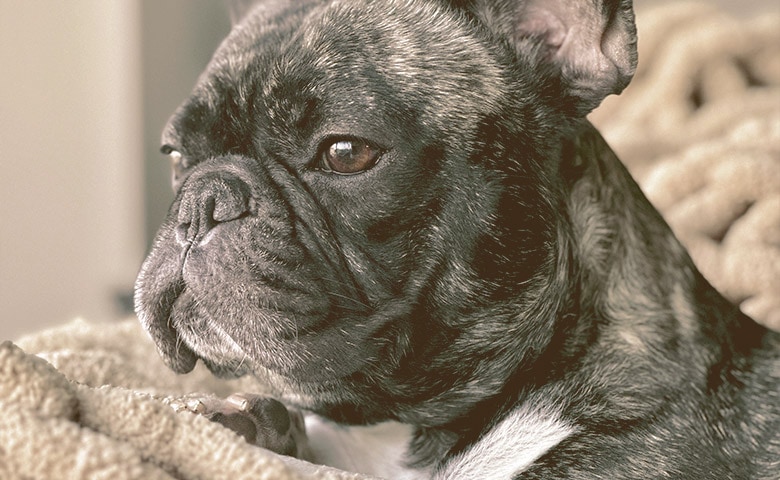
[135,232,382,383]
[134,158,385,383]
[136,269,382,382]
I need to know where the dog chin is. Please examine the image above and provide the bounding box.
[169,307,384,388]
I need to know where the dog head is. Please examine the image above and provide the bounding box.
[135,0,636,425]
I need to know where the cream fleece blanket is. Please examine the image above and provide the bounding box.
[2,3,779,479]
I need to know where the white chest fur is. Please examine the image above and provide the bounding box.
[434,403,576,479]
[303,401,574,480]
[305,416,429,480]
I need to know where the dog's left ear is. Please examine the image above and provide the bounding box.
[459,0,637,114]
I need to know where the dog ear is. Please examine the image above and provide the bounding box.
[460,0,637,114]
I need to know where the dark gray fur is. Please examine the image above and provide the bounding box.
[135,0,780,478]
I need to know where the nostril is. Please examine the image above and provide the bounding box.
[175,173,252,245]
[212,182,251,223]
[175,222,192,246]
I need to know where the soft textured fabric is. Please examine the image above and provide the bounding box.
[591,2,780,329]
[2,320,373,479]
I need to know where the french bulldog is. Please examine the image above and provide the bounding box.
[134,0,780,478]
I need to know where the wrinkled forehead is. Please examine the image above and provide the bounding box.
[204,0,507,139]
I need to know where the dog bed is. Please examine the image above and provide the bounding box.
[2,3,778,479]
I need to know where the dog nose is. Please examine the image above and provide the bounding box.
[176,172,251,245]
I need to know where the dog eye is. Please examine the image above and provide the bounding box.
[161,145,194,170]
[320,139,382,174]
[168,149,183,165]
[161,145,194,189]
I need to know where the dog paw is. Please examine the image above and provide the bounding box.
[169,393,309,457]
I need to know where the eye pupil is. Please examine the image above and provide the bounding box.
[322,139,380,174]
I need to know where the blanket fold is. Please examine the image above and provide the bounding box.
[2,320,373,479]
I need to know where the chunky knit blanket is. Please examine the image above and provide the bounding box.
[2,3,778,479]
[590,2,780,329]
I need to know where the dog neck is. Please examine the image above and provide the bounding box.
[401,120,762,471]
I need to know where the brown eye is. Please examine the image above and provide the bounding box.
[321,139,381,174]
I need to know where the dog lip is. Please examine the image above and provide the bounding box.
[201,358,249,379]
[137,303,199,374]
[160,340,199,374]
[135,248,199,374]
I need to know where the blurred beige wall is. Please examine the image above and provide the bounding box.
[0,1,143,340]
[0,0,228,342]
